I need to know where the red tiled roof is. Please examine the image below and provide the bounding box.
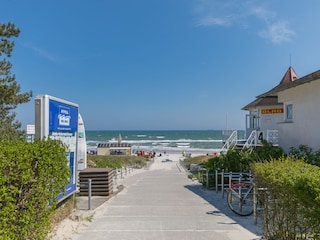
[279,66,299,84]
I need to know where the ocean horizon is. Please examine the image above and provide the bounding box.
[86,130,245,154]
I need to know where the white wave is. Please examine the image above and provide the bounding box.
[120,139,222,144]
[87,137,223,154]
[88,142,221,153]
[176,142,190,146]
[131,145,221,153]
[177,145,189,148]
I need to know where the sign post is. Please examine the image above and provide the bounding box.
[35,95,79,202]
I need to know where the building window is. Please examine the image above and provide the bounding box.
[286,104,293,121]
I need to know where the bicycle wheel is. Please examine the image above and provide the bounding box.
[227,185,254,216]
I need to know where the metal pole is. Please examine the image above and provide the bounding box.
[114,169,117,186]
[221,169,225,198]
[229,172,232,188]
[253,183,257,225]
[215,170,218,193]
[206,169,209,189]
[88,179,92,210]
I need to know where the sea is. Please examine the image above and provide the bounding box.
[86,130,245,154]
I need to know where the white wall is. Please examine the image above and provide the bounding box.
[259,108,283,133]
[278,80,320,152]
[245,107,282,140]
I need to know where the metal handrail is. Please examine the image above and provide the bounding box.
[242,130,257,151]
[221,130,237,153]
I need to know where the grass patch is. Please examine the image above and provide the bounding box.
[87,155,149,169]
[183,155,212,170]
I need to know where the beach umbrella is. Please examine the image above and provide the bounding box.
[118,134,122,144]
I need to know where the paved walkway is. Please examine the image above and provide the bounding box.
[72,157,263,240]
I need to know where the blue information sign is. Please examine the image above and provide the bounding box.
[48,99,78,201]
[49,100,78,132]
[35,95,79,202]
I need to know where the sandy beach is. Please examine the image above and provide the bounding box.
[49,152,208,239]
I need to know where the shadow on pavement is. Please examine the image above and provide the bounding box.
[76,185,125,210]
[184,183,264,239]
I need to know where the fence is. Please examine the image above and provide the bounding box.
[199,169,266,225]
[214,170,251,198]
[113,165,134,185]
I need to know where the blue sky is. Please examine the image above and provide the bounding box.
[2,0,320,130]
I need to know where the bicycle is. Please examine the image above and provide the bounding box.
[226,173,254,216]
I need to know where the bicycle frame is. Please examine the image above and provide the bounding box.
[226,175,254,216]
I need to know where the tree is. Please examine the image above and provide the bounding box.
[0,22,32,140]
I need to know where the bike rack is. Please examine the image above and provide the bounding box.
[215,170,251,198]
[253,185,268,225]
[214,170,269,224]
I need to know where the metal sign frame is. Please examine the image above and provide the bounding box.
[35,94,79,202]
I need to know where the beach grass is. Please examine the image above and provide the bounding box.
[87,154,149,169]
[183,154,212,170]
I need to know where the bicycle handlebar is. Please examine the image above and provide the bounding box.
[240,173,253,180]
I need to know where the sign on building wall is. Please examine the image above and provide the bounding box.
[35,95,79,202]
[261,108,283,114]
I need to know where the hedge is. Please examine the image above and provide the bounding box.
[252,157,320,239]
[0,139,70,240]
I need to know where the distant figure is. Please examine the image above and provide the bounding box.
[258,132,263,141]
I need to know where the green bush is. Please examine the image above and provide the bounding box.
[204,148,253,172]
[289,144,320,167]
[254,140,284,161]
[252,157,320,239]
[204,140,284,173]
[0,139,70,240]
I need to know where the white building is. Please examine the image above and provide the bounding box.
[269,69,320,152]
[242,67,298,145]
[242,67,320,152]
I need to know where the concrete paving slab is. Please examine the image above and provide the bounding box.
[71,156,263,240]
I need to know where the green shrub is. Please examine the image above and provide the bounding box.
[204,148,253,172]
[254,140,284,161]
[289,144,320,167]
[252,157,320,239]
[204,140,284,173]
[0,139,70,240]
